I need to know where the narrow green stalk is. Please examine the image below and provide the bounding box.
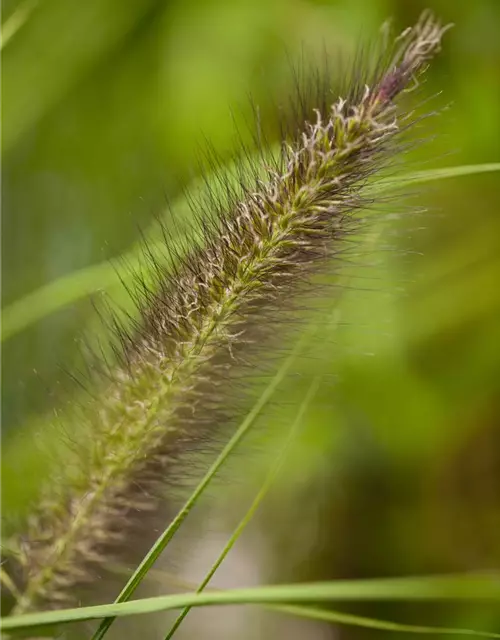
[91,333,310,640]
[164,376,321,639]
[269,604,500,638]
[2,573,500,634]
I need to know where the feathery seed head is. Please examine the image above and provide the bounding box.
[5,11,449,614]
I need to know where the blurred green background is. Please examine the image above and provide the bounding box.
[2,0,500,637]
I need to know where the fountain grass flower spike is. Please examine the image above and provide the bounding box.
[6,11,451,615]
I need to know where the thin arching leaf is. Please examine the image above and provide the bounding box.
[164,376,322,639]
[269,604,500,638]
[90,332,312,639]
[2,573,499,634]
[3,163,499,343]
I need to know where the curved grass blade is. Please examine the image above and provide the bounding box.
[373,163,500,193]
[3,163,499,344]
[1,230,186,343]
[164,376,322,639]
[1,0,38,49]
[270,604,500,638]
[2,574,500,634]
[2,261,119,343]
[101,568,500,640]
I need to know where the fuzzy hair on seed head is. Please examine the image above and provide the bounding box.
[5,11,450,614]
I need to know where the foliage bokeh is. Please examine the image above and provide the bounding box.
[2,0,500,637]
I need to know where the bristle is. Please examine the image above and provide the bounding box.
[7,12,449,614]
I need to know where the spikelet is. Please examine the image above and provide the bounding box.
[6,11,450,613]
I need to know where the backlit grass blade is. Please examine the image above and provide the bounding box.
[1,0,38,49]
[269,604,500,638]
[164,376,322,639]
[373,163,500,192]
[3,163,499,343]
[2,573,499,634]
[90,333,311,639]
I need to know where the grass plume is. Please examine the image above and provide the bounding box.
[5,11,450,615]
